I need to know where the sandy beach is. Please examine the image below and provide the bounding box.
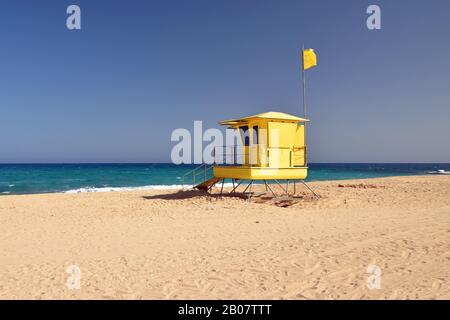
[0,175,449,299]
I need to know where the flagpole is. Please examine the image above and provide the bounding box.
[301,44,308,166]
[301,44,306,118]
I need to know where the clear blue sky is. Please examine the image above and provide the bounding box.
[1,0,449,163]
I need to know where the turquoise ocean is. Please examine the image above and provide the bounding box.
[0,163,449,195]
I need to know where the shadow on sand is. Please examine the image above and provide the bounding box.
[142,189,249,201]
[141,189,319,208]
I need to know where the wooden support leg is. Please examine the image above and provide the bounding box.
[242,180,253,198]
[286,180,290,197]
[264,180,277,198]
[230,180,243,194]
[301,180,320,199]
[274,179,288,194]
[220,179,225,195]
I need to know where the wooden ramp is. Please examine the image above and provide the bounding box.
[195,177,223,191]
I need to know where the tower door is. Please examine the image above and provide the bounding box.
[249,125,260,166]
[267,122,292,168]
[238,126,250,165]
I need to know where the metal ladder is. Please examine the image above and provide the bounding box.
[181,164,215,189]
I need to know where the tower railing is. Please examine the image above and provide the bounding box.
[181,163,214,187]
[214,145,308,167]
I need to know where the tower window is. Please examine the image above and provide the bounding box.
[240,126,249,146]
[252,126,258,144]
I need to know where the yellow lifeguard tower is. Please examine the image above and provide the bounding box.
[182,47,318,197]
[183,111,316,198]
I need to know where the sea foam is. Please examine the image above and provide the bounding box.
[64,183,235,194]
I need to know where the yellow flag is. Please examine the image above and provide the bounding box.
[303,48,317,70]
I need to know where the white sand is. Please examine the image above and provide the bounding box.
[0,175,449,299]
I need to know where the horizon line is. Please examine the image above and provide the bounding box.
[0,162,449,165]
